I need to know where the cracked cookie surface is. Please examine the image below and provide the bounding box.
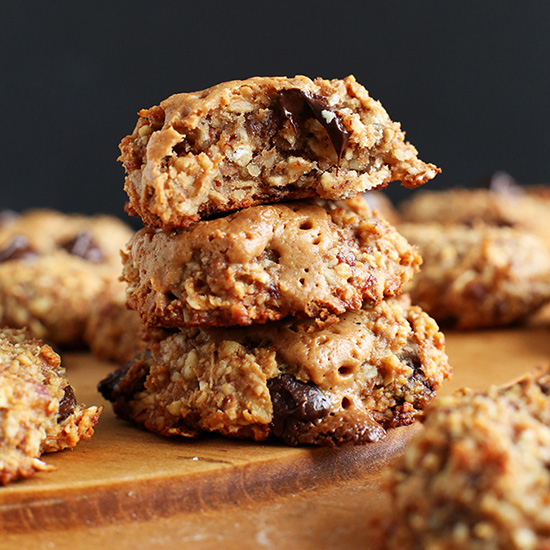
[120,75,439,228]
[0,328,101,485]
[98,296,451,446]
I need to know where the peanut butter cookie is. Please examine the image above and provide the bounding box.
[0,209,133,346]
[98,296,451,446]
[379,367,550,550]
[122,196,421,327]
[0,328,101,484]
[400,223,550,329]
[120,75,439,228]
[401,183,550,249]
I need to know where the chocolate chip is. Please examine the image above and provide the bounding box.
[262,248,281,264]
[465,281,488,301]
[57,385,76,423]
[97,364,131,403]
[398,348,422,371]
[277,89,350,167]
[0,235,38,262]
[98,351,151,420]
[398,346,436,403]
[61,232,105,263]
[268,374,331,438]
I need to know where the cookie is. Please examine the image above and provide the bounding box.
[0,209,134,346]
[84,281,144,364]
[0,209,132,267]
[400,185,550,249]
[379,367,550,550]
[119,75,440,228]
[122,196,421,327]
[399,223,550,329]
[98,296,451,446]
[0,328,101,485]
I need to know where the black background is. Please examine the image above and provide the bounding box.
[1,2,549,224]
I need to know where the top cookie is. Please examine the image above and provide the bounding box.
[120,75,440,228]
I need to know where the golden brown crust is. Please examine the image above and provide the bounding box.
[120,75,439,228]
[379,366,550,550]
[98,296,451,446]
[400,223,550,329]
[122,196,421,327]
[0,328,101,485]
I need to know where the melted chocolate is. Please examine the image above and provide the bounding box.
[0,235,38,262]
[278,89,350,166]
[268,374,331,438]
[57,385,76,423]
[61,232,105,263]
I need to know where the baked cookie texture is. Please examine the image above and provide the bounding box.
[84,281,145,364]
[378,367,550,550]
[98,296,451,446]
[0,209,131,266]
[0,328,101,485]
[399,223,550,329]
[0,209,134,346]
[122,196,421,327]
[400,184,550,249]
[120,75,440,228]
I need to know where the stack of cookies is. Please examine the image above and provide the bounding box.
[99,75,452,446]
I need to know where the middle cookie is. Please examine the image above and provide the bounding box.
[122,196,421,327]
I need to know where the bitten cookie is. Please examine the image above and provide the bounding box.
[0,328,101,485]
[0,209,134,346]
[122,196,422,327]
[378,367,550,550]
[120,75,440,228]
[98,296,451,447]
[399,223,550,329]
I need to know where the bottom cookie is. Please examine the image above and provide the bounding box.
[0,328,102,484]
[98,296,451,446]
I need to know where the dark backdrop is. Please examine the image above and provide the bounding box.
[1,2,549,224]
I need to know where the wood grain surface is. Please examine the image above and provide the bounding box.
[2,316,550,550]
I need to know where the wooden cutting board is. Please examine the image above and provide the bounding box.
[2,317,550,549]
